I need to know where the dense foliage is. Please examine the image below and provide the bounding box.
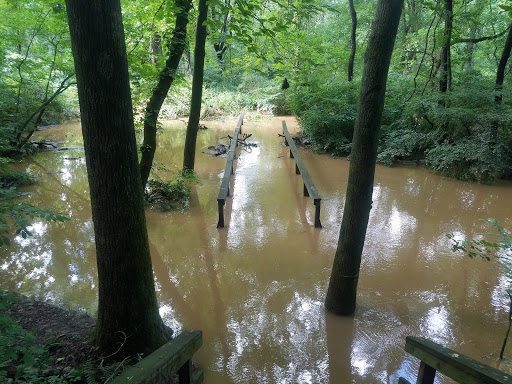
[2,0,512,185]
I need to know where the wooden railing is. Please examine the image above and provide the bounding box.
[281,121,322,228]
[400,336,512,384]
[217,113,243,228]
[111,330,203,384]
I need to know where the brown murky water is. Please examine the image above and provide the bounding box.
[2,117,512,383]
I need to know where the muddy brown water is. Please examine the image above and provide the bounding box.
[2,117,512,383]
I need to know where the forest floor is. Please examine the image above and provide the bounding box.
[2,292,98,381]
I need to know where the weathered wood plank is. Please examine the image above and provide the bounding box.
[405,336,512,384]
[216,113,244,227]
[282,121,322,228]
[281,122,321,200]
[111,330,203,384]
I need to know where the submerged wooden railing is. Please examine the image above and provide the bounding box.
[281,121,322,228]
[217,113,244,228]
[399,336,512,384]
[111,330,203,384]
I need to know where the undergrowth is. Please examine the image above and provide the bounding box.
[288,72,512,182]
[145,169,200,211]
[0,292,83,383]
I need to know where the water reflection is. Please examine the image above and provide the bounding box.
[1,117,512,382]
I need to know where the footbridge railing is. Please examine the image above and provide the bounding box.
[217,113,243,228]
[281,121,322,228]
[399,336,512,384]
[111,330,203,384]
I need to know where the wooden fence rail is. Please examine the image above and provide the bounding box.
[111,330,203,384]
[281,121,322,228]
[217,113,243,228]
[399,336,512,384]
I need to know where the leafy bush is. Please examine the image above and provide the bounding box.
[145,170,199,211]
[288,78,359,155]
[425,137,510,183]
[378,128,432,166]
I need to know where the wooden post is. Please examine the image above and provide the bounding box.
[178,359,192,383]
[314,199,322,228]
[417,361,436,384]
[217,200,225,228]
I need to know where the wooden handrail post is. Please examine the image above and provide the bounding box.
[314,199,322,228]
[281,120,322,229]
[216,113,244,228]
[417,361,436,384]
[217,200,225,228]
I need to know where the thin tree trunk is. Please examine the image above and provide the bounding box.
[183,0,208,172]
[495,23,512,105]
[14,74,75,148]
[325,0,404,315]
[149,32,164,64]
[139,0,192,188]
[184,47,192,74]
[347,0,357,82]
[65,0,170,356]
[439,0,452,99]
[492,23,512,143]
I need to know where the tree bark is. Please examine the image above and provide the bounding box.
[439,0,452,97]
[495,23,512,105]
[65,0,170,356]
[324,0,404,315]
[149,32,164,64]
[347,0,357,82]
[183,0,208,172]
[139,0,192,188]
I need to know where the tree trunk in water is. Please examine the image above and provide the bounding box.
[65,0,170,356]
[324,0,404,316]
[495,23,512,105]
[183,0,208,172]
[347,0,357,82]
[139,0,192,188]
[439,0,452,100]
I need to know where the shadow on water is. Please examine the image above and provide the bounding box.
[1,117,512,382]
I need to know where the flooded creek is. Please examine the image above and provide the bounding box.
[2,117,512,383]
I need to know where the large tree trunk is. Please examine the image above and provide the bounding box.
[495,23,512,105]
[65,0,170,356]
[183,0,208,172]
[324,0,404,315]
[139,0,192,188]
[347,0,357,82]
[439,0,452,97]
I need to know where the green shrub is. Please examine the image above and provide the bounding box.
[288,78,359,155]
[425,138,509,183]
[145,170,199,211]
[378,128,432,166]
